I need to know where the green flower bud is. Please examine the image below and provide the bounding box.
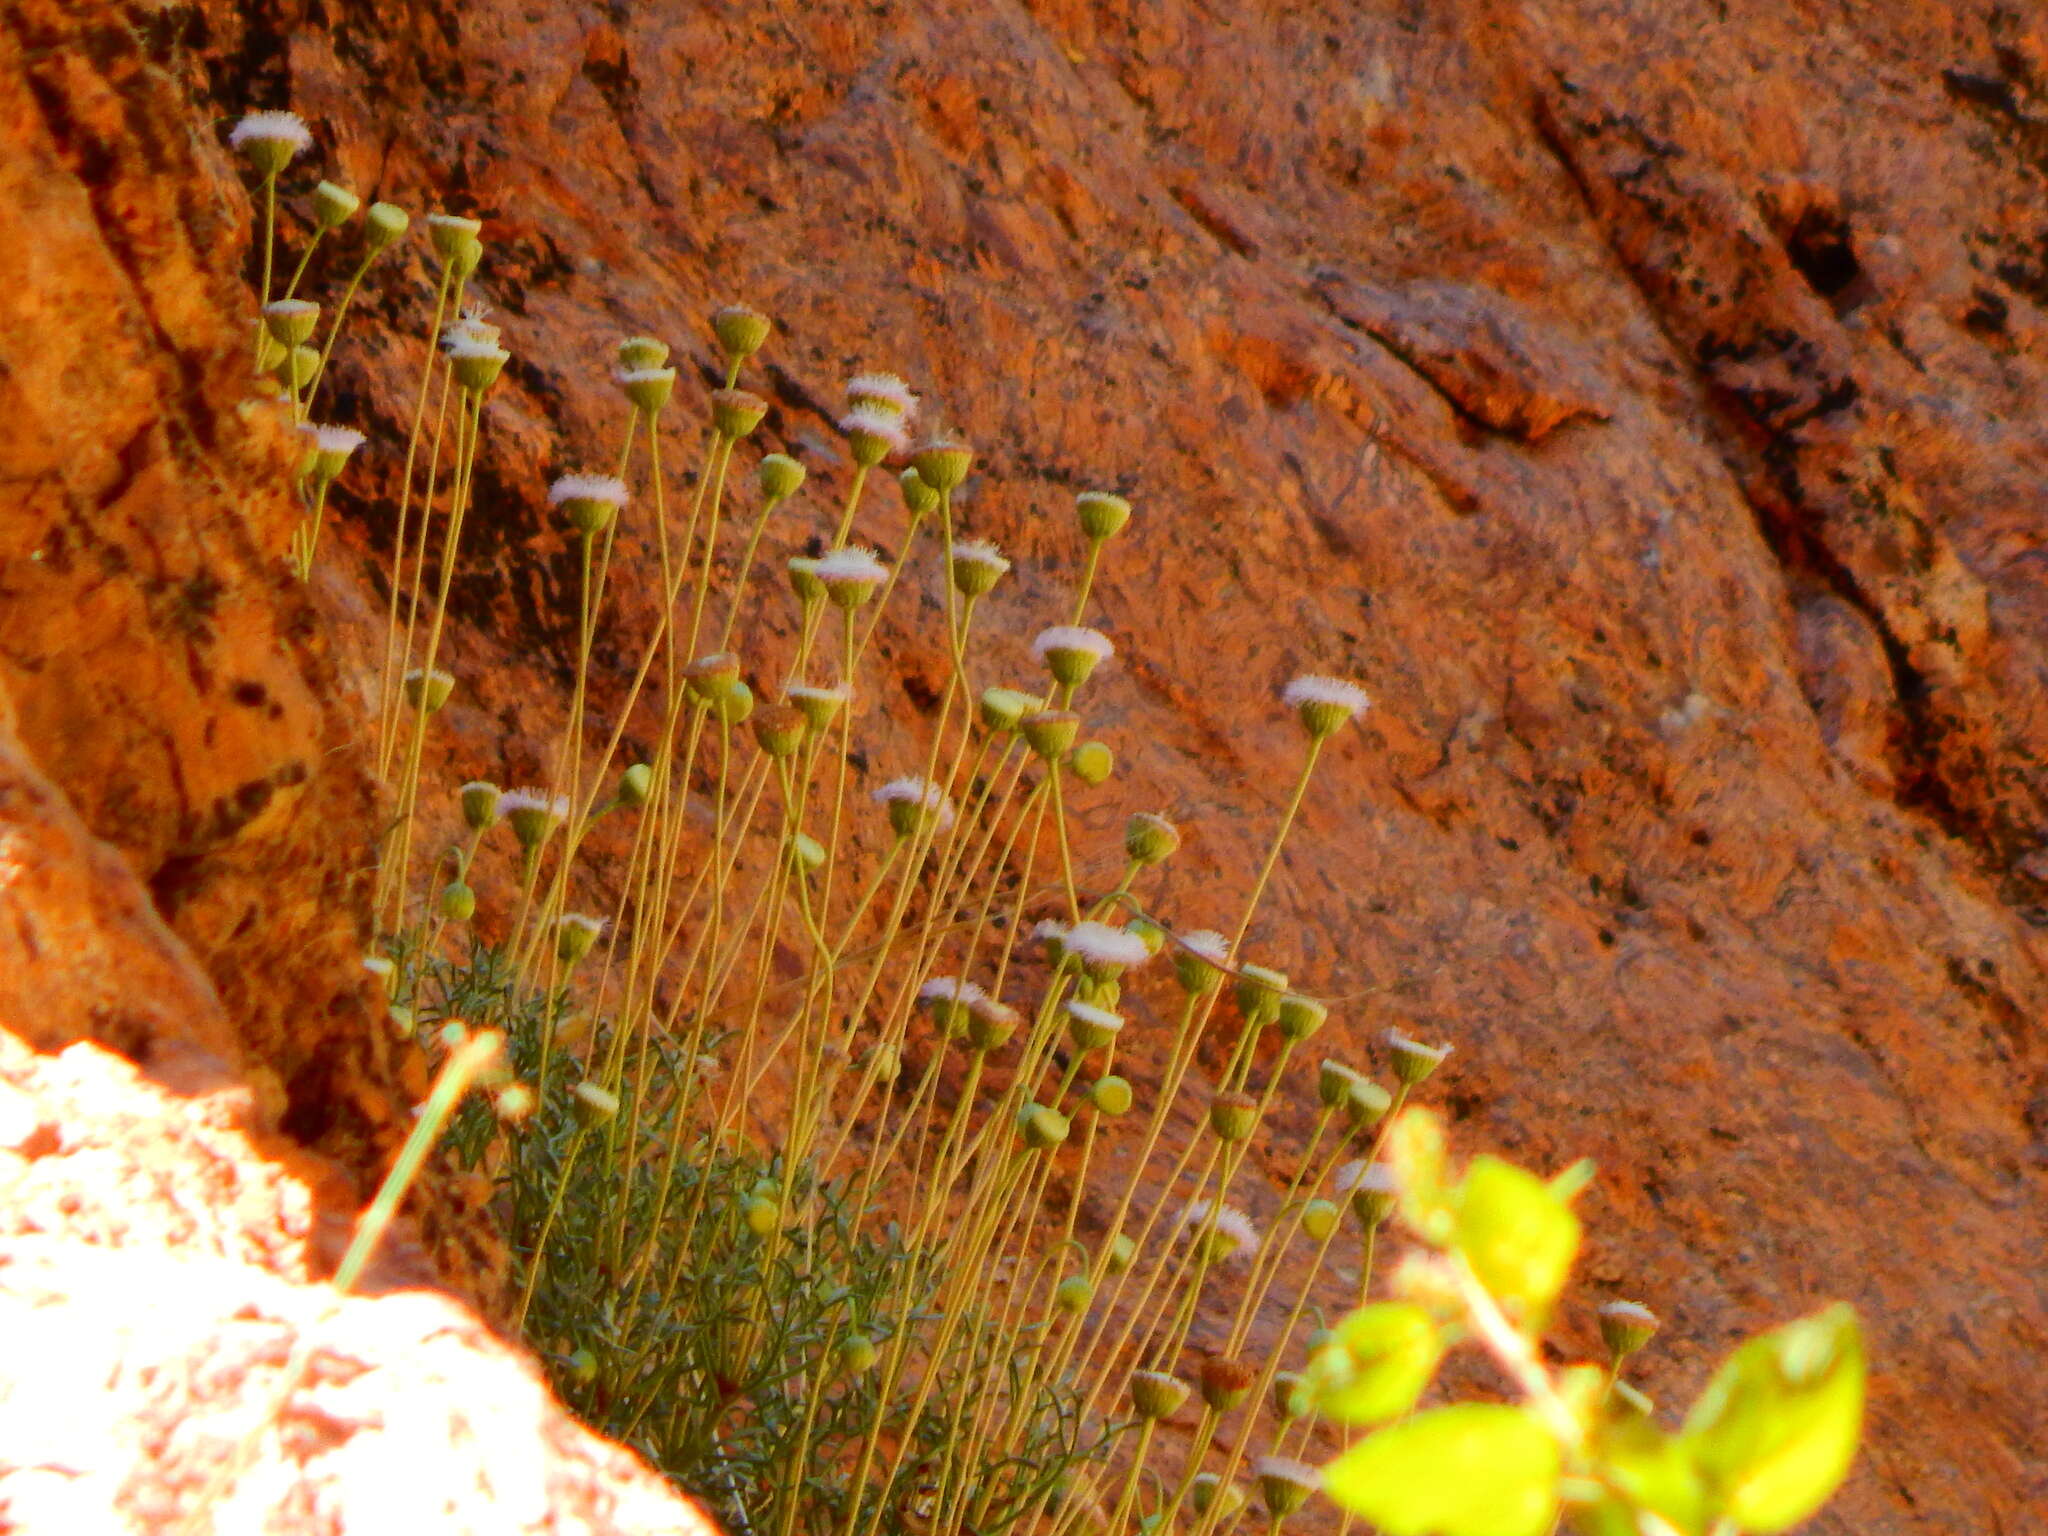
[1235,964,1289,1029]
[1208,1089,1260,1143]
[791,832,826,873]
[713,679,754,725]
[1103,1232,1138,1273]
[712,302,771,364]
[1300,1198,1340,1243]
[1129,1369,1190,1421]
[1017,1102,1069,1152]
[617,335,669,372]
[403,667,455,712]
[1386,1029,1451,1086]
[899,466,940,516]
[788,685,846,735]
[263,298,321,346]
[1276,993,1329,1042]
[1199,1355,1256,1412]
[1020,709,1080,760]
[426,213,482,264]
[439,881,476,922]
[1075,490,1131,541]
[830,1333,878,1378]
[911,438,972,493]
[711,387,768,439]
[1054,1275,1093,1314]
[979,686,1037,734]
[758,452,805,500]
[1598,1300,1659,1361]
[1254,1457,1318,1520]
[1068,740,1113,785]
[684,651,743,705]
[619,366,676,415]
[364,201,409,253]
[1124,812,1179,866]
[752,703,806,759]
[571,1081,619,1125]
[1191,1475,1247,1521]
[459,780,500,831]
[566,1346,599,1386]
[1272,1370,1307,1421]
[617,762,653,808]
[743,1195,780,1237]
[273,343,321,389]
[1172,932,1229,995]
[311,180,360,229]
[1090,1075,1134,1116]
[1345,1077,1393,1130]
[556,913,605,966]
[1065,1000,1124,1052]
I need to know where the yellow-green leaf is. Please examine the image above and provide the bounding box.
[1386,1108,1452,1242]
[1453,1155,1581,1320]
[1325,1403,1560,1536]
[1681,1303,1864,1534]
[1305,1302,1445,1426]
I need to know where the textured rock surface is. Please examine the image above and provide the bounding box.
[0,0,2044,1530]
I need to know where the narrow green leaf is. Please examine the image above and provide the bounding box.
[1453,1155,1581,1320]
[1305,1302,1445,1426]
[1681,1303,1864,1534]
[1325,1403,1560,1536]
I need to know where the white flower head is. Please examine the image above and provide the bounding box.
[1282,675,1372,712]
[952,537,1010,573]
[1283,674,1371,738]
[1032,625,1114,663]
[1334,1159,1398,1196]
[496,787,571,821]
[442,328,505,359]
[1061,920,1152,975]
[1386,1029,1452,1067]
[1064,998,1123,1032]
[1179,929,1229,965]
[1600,1300,1658,1328]
[229,110,313,155]
[300,423,366,457]
[558,913,606,938]
[838,404,910,454]
[788,682,850,705]
[1176,1199,1257,1261]
[874,776,956,833]
[918,976,988,1007]
[548,474,628,509]
[967,991,1019,1028]
[811,548,884,602]
[845,372,919,419]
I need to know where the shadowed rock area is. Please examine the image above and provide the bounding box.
[1,0,2044,1530]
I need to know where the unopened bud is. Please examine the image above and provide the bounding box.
[1129,1369,1190,1421]
[439,881,476,922]
[364,202,409,253]
[1068,740,1113,785]
[979,686,1036,734]
[1235,964,1289,1028]
[1054,1275,1093,1314]
[1276,993,1329,1042]
[1300,1198,1340,1243]
[617,762,653,808]
[899,466,940,515]
[1103,1232,1138,1274]
[311,180,361,229]
[1017,1102,1070,1151]
[758,452,805,500]
[556,913,605,966]
[1208,1090,1260,1143]
[1124,812,1179,866]
[1089,1075,1134,1116]
[1075,490,1131,541]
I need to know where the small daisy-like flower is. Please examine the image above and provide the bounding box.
[1177,1199,1258,1263]
[229,110,312,173]
[1063,998,1124,1051]
[1032,626,1115,689]
[815,545,890,608]
[300,423,365,482]
[1385,1028,1452,1086]
[549,473,628,537]
[919,975,988,1009]
[874,776,956,837]
[839,403,910,466]
[497,788,570,850]
[1335,1159,1399,1226]
[787,682,849,732]
[302,423,366,457]
[845,372,919,418]
[616,366,676,414]
[555,912,607,965]
[1282,674,1372,739]
[1060,920,1152,980]
[949,537,1010,598]
[1252,1457,1319,1519]
[402,667,455,712]
[1599,1300,1660,1359]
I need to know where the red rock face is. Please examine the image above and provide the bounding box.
[2,0,2045,1530]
